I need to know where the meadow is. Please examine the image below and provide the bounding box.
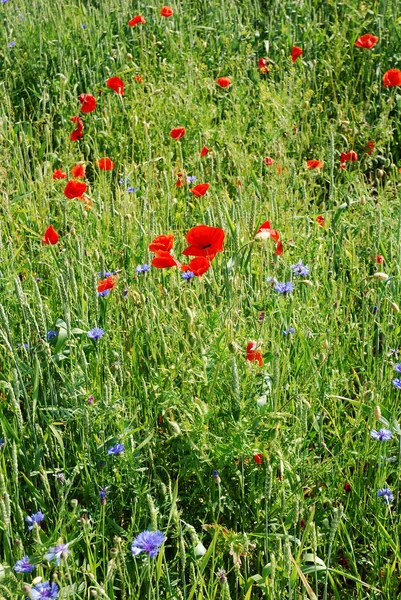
[1,0,401,597]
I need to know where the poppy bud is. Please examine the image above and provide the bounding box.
[391,302,400,313]
[32,577,43,586]
[127,53,133,60]
[374,406,382,420]
[373,272,389,281]
[300,279,313,286]
[376,169,384,179]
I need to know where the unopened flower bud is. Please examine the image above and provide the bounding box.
[391,302,400,313]
[300,279,313,286]
[374,406,382,421]
[32,577,42,585]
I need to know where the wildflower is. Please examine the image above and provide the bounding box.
[246,341,263,366]
[152,251,179,268]
[182,271,195,280]
[64,180,87,199]
[136,264,151,273]
[371,428,393,441]
[266,276,278,285]
[291,46,303,62]
[344,482,351,492]
[390,349,399,357]
[373,305,378,315]
[30,581,59,600]
[383,69,401,87]
[45,544,70,566]
[107,76,124,95]
[99,487,107,505]
[264,156,275,166]
[81,24,87,29]
[187,176,197,184]
[217,568,227,584]
[26,511,44,531]
[134,74,144,83]
[119,177,129,186]
[340,150,358,169]
[274,281,294,294]
[258,57,268,72]
[70,115,84,141]
[355,33,378,48]
[97,277,115,294]
[0,438,4,449]
[290,259,309,276]
[283,327,295,335]
[8,41,16,47]
[170,127,186,140]
[306,159,323,169]
[86,328,105,341]
[46,330,58,341]
[190,183,210,197]
[392,379,401,389]
[148,234,174,252]
[108,443,124,455]
[41,225,59,245]
[374,255,385,264]
[79,93,96,113]
[394,364,401,373]
[213,470,221,484]
[131,530,165,557]
[216,77,232,88]
[127,186,139,193]
[99,460,105,468]
[71,164,85,178]
[377,487,393,503]
[88,395,94,404]
[316,215,325,226]
[200,146,209,156]
[366,140,375,154]
[52,169,66,180]
[253,453,263,465]
[160,6,173,17]
[14,556,35,573]
[258,311,265,322]
[97,157,114,170]
[181,257,211,277]
[54,472,66,483]
[128,15,146,26]
[183,225,225,260]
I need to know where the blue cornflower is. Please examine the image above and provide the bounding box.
[45,543,70,566]
[123,289,129,297]
[377,487,394,504]
[46,330,58,341]
[87,328,105,341]
[266,276,278,284]
[98,270,113,278]
[30,581,59,600]
[392,379,401,389]
[99,486,108,505]
[371,428,393,442]
[14,556,35,573]
[274,282,294,294]
[394,363,401,374]
[26,511,44,531]
[283,327,295,335]
[127,186,139,193]
[17,342,29,350]
[1,0,9,3]
[290,260,309,277]
[182,271,194,280]
[98,289,111,298]
[187,175,197,184]
[8,41,16,47]
[373,305,378,315]
[213,469,221,484]
[108,443,124,455]
[136,264,151,273]
[131,530,165,558]
[0,437,4,449]
[81,24,88,29]
[99,460,105,468]
[118,177,129,185]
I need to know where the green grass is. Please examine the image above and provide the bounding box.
[1,0,401,598]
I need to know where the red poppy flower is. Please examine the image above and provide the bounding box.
[253,453,263,465]
[264,156,275,166]
[134,75,144,83]
[190,183,210,197]
[71,164,85,179]
[246,341,263,366]
[344,482,351,492]
[53,169,67,180]
[306,159,323,170]
[97,157,114,170]
[70,115,84,141]
[170,127,186,140]
[200,146,209,157]
[181,256,211,277]
[183,225,225,260]
[354,34,378,49]
[258,58,268,73]
[275,241,283,255]
[256,220,280,243]
[291,46,303,63]
[152,250,179,268]
[148,234,174,252]
[365,140,375,155]
[97,276,115,293]
[106,76,124,95]
[338,557,348,568]
[175,177,185,187]
[216,77,232,88]
[160,6,173,17]
[128,15,146,26]
[340,150,358,163]
[64,180,87,199]
[42,225,59,245]
[375,255,385,264]
[383,69,401,87]
[316,215,325,227]
[79,93,96,113]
